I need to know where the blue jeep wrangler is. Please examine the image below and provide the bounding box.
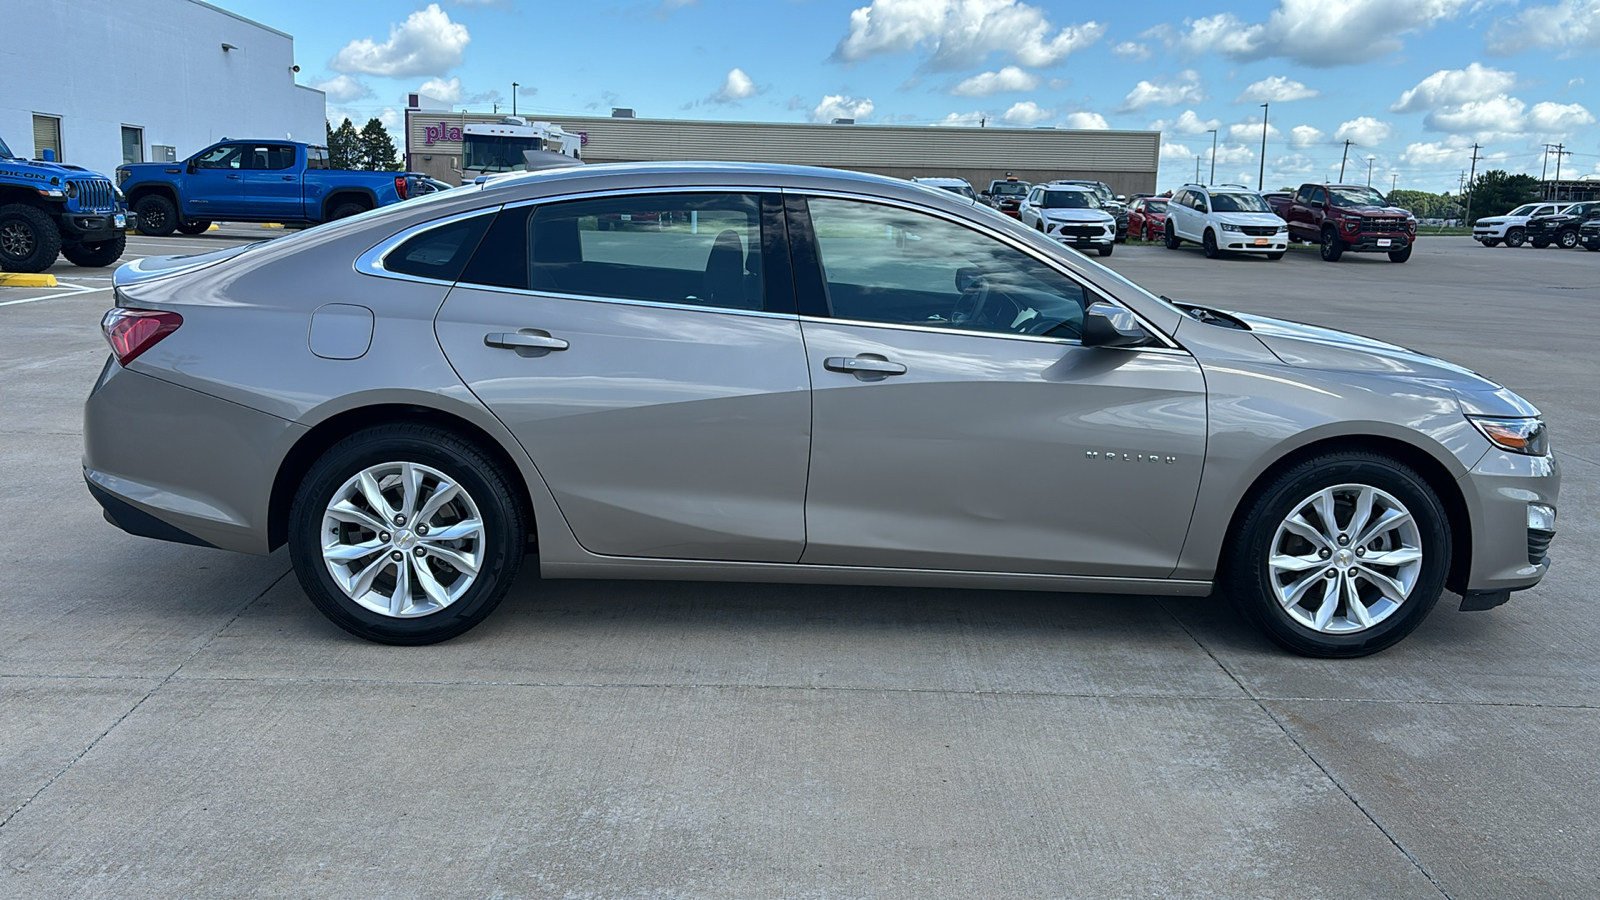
[0,135,128,273]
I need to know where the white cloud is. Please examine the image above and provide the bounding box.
[1152,0,1470,67]
[1526,101,1596,132]
[1487,0,1600,55]
[812,94,875,123]
[1334,116,1394,146]
[330,4,470,78]
[1235,76,1318,103]
[328,106,403,132]
[1159,139,1194,162]
[832,0,1104,71]
[1118,69,1205,112]
[1062,111,1109,130]
[951,66,1040,96]
[1400,140,1472,166]
[936,110,988,126]
[1002,100,1052,123]
[1288,125,1324,148]
[310,74,372,104]
[417,76,463,103]
[711,68,759,103]
[1391,63,1517,113]
[1228,121,1282,143]
[1148,109,1221,134]
[1422,96,1525,134]
[1113,41,1150,61]
[1273,153,1317,175]
[1212,143,1256,165]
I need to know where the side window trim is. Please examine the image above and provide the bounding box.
[355,207,503,285]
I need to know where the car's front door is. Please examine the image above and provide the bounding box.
[185,142,245,218]
[788,195,1207,578]
[433,191,813,562]
[240,144,302,221]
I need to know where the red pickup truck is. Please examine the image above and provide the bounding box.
[1266,183,1418,263]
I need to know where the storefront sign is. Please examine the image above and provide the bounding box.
[423,123,463,145]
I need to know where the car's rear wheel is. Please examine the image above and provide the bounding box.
[1320,226,1344,261]
[1388,244,1412,263]
[1505,228,1526,247]
[329,202,368,221]
[0,203,61,273]
[1202,229,1220,258]
[134,195,177,236]
[287,424,526,645]
[1558,228,1580,249]
[1225,451,1449,658]
[176,220,212,235]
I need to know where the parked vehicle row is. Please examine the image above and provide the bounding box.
[1474,201,1600,250]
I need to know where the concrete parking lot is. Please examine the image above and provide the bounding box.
[2,232,1596,898]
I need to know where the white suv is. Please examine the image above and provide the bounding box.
[1164,184,1289,260]
[1018,184,1117,257]
[1473,202,1560,248]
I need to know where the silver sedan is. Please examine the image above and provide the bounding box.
[85,163,1559,656]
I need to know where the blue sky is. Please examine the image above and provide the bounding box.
[217,0,1600,193]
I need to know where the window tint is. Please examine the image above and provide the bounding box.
[383,214,492,282]
[1308,187,1327,205]
[1210,192,1272,213]
[805,197,1093,340]
[193,144,243,169]
[306,147,330,170]
[1040,190,1097,209]
[465,193,767,310]
[246,145,296,170]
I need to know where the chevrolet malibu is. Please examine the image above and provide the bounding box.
[85,163,1558,657]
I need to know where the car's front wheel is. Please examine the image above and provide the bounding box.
[176,220,212,235]
[1558,228,1580,249]
[1505,228,1526,247]
[1202,229,1220,258]
[1164,224,1180,249]
[1224,451,1450,658]
[62,232,126,267]
[1320,226,1344,261]
[1097,243,1113,257]
[1480,238,1500,247]
[134,195,177,236]
[287,424,527,644]
[1388,244,1413,263]
[0,203,61,272]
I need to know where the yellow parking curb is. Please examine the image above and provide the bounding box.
[208,224,219,231]
[0,273,58,287]
[262,223,284,229]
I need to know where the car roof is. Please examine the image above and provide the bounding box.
[912,176,971,186]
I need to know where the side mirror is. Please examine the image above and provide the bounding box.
[1116,194,1127,202]
[1082,302,1154,348]
[186,160,197,174]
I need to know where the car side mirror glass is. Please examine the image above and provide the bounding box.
[1116,194,1127,201]
[1082,302,1154,348]
[186,160,197,174]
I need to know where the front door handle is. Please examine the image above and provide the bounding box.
[824,355,906,376]
[485,331,569,351]
[227,173,241,179]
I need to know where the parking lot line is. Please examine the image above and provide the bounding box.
[0,285,110,308]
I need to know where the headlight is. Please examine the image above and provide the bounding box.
[1468,416,1548,456]
[1220,223,1241,232]
[65,182,78,198]
[114,185,127,202]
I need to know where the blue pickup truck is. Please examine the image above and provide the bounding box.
[117,140,415,236]
[1,135,128,272]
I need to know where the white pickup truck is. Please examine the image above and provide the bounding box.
[1473,202,1561,247]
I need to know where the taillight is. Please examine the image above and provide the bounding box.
[102,308,183,366]
[395,175,408,200]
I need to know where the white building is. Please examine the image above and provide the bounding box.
[0,0,325,177]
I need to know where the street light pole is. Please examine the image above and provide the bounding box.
[1207,129,1217,184]
[1257,103,1269,190]
[512,82,519,117]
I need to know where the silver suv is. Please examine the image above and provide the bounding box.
[86,162,1558,656]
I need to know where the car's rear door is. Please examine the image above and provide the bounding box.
[787,194,1207,578]
[240,144,302,221]
[432,191,813,562]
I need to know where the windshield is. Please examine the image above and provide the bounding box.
[990,182,1028,196]
[462,134,543,173]
[935,184,976,200]
[1210,192,1272,213]
[1143,199,1168,214]
[1507,204,1538,217]
[1327,186,1389,208]
[1042,190,1098,209]
[0,136,12,159]
[1557,204,1583,215]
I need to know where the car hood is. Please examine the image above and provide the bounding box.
[1337,205,1411,218]
[0,157,108,184]
[1043,209,1113,222]
[1229,312,1539,416]
[1217,213,1285,226]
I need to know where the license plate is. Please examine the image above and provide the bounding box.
[1253,237,1268,246]
[1377,238,1392,247]
[114,213,126,229]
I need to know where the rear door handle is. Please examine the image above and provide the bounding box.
[226,173,241,179]
[824,355,906,376]
[485,332,569,351]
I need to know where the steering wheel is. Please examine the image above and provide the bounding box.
[951,269,992,327]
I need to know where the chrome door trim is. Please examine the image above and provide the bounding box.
[353,207,503,286]
[784,187,1184,351]
[498,184,784,211]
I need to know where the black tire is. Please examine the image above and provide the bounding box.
[1504,228,1525,248]
[1097,243,1113,257]
[0,203,62,273]
[1202,229,1220,259]
[1266,251,1284,261]
[1387,244,1413,263]
[1224,451,1451,658]
[1320,226,1344,262]
[1584,242,1600,252]
[1558,228,1580,249]
[134,194,177,236]
[61,231,126,268]
[329,202,368,221]
[1530,239,1550,249]
[287,424,527,645]
[1480,239,1500,247]
[176,220,212,235]
[1165,223,1180,249]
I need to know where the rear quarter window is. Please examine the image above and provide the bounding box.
[383,214,493,282]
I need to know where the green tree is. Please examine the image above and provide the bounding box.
[358,118,402,171]
[1464,170,1541,223]
[326,117,361,170]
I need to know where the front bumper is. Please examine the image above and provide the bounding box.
[1042,222,1114,247]
[1580,229,1600,249]
[1342,233,1412,252]
[1473,223,1509,240]
[1458,446,1560,597]
[61,210,132,240]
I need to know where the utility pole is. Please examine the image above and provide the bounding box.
[1366,156,1375,186]
[1542,143,1557,199]
[1258,103,1269,190]
[1463,143,1481,227]
[1391,173,1398,193]
[1339,139,1354,181]
[1551,143,1570,202]
[512,82,519,117]
[1207,128,1217,184]
[1195,155,1201,183]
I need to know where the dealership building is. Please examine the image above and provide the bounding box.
[0,0,324,178]
[404,104,1159,197]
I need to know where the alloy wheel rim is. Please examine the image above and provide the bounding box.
[0,222,34,258]
[1268,483,1423,634]
[320,461,485,618]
